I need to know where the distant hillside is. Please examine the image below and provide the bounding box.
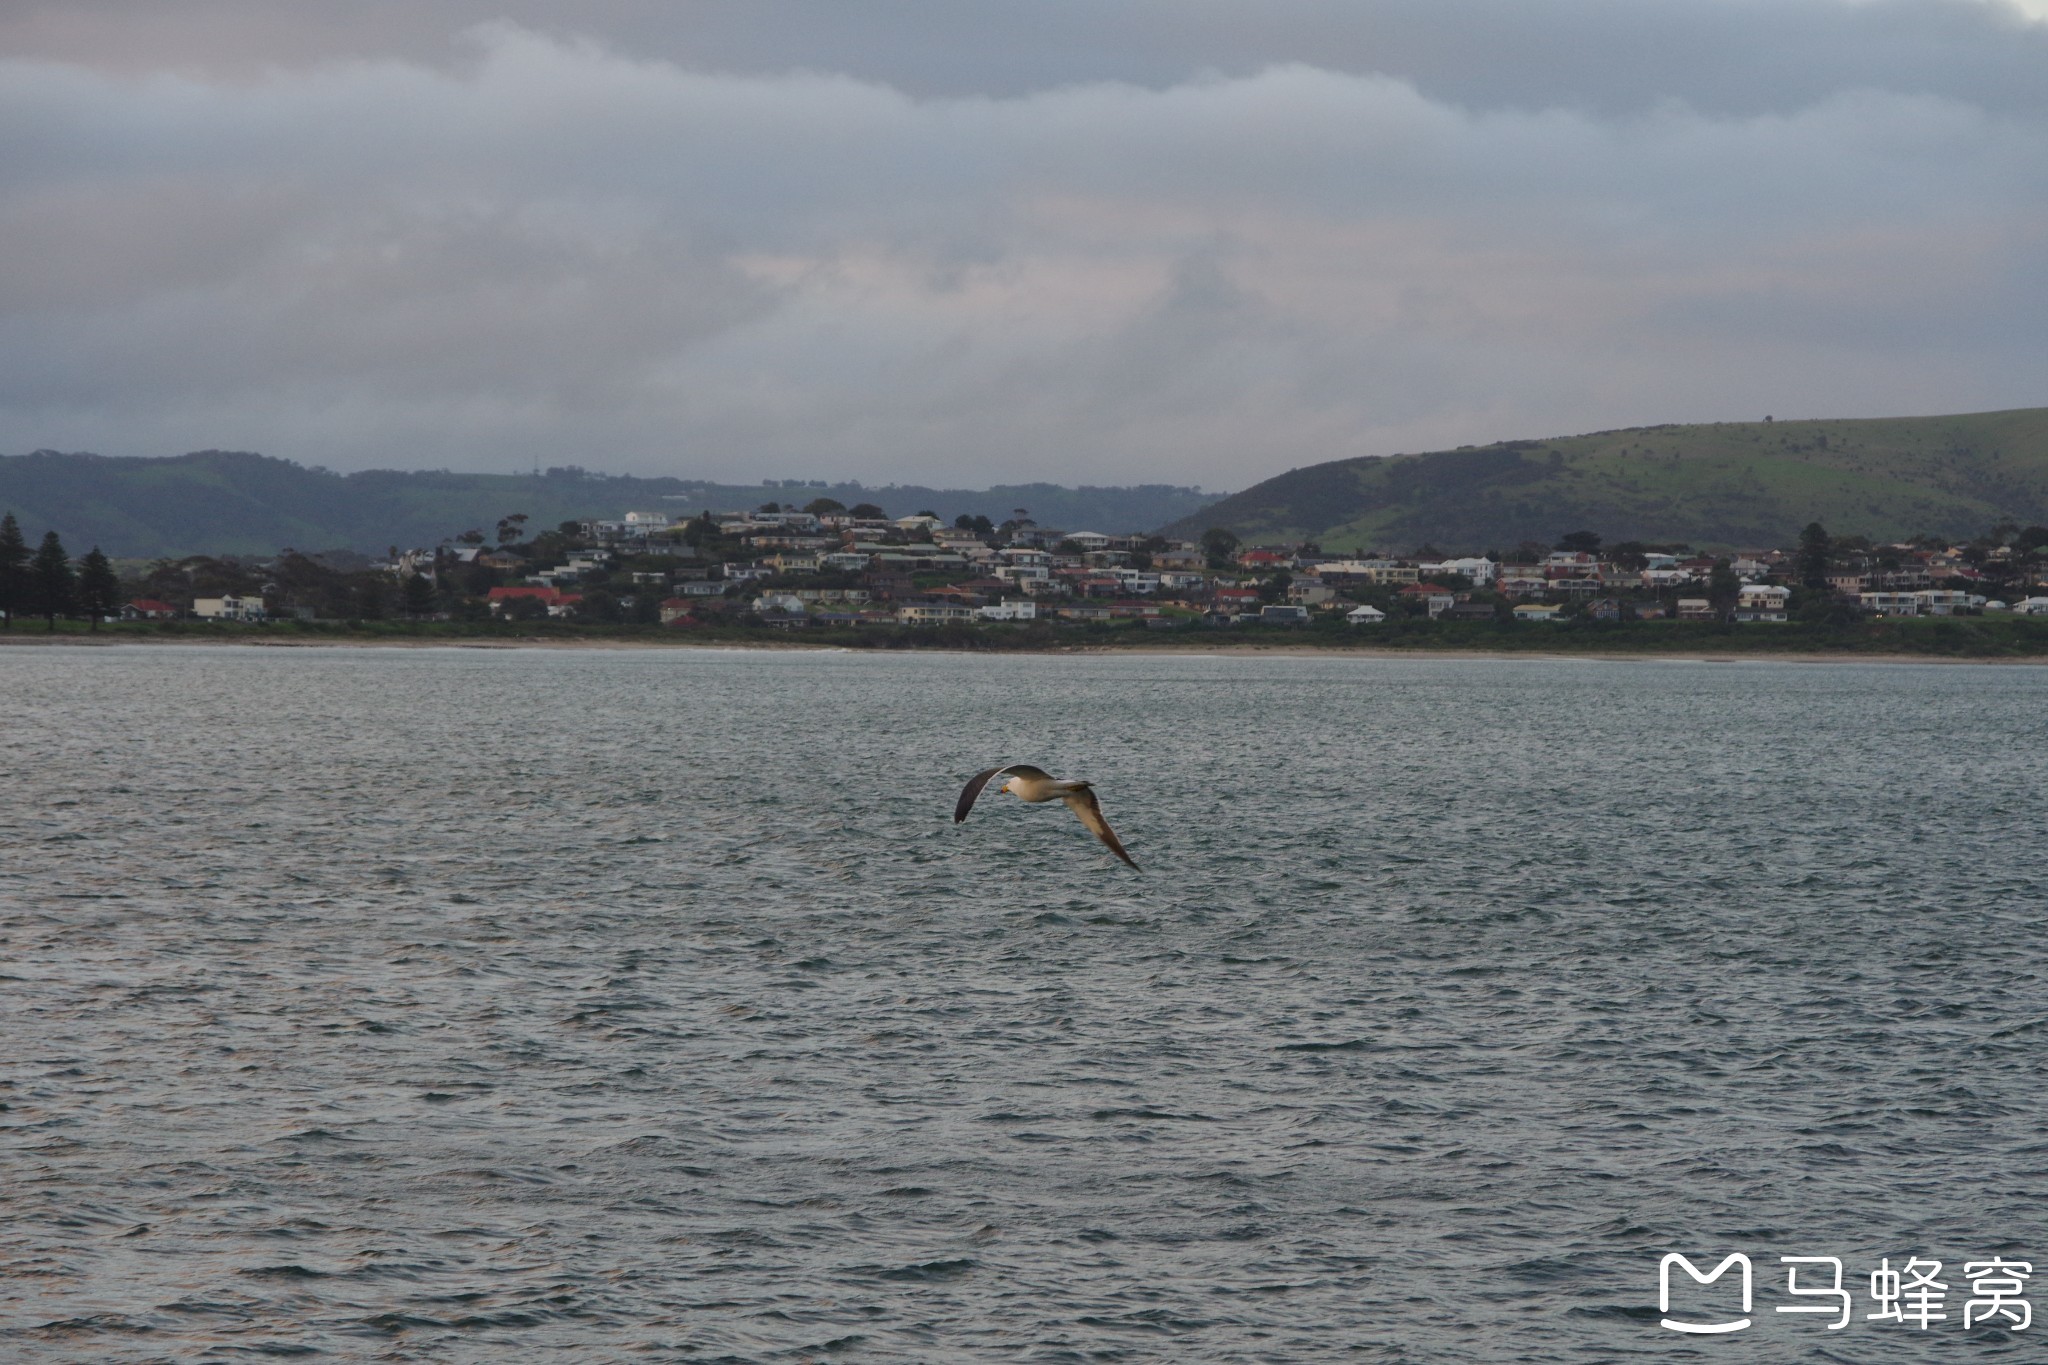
[0,450,1221,558]
[1164,407,2048,551]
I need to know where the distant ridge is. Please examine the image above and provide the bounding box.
[1164,407,2048,551]
[0,450,1220,558]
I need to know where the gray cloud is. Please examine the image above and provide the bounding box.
[0,4,2043,489]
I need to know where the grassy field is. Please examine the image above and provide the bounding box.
[1166,406,2048,551]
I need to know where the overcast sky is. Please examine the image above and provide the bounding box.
[2,1,2043,490]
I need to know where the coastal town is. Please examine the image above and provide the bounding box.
[7,499,2048,636]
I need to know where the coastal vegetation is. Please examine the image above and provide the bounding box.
[0,449,1218,560]
[4,496,2047,657]
[1167,406,2048,551]
[13,612,2048,659]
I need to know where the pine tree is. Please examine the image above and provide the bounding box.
[402,572,436,618]
[77,547,122,630]
[1797,521,1833,590]
[30,531,75,631]
[0,512,27,629]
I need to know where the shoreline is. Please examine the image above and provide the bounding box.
[4,632,2045,666]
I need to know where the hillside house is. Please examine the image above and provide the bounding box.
[1544,551,1600,579]
[1396,583,1455,617]
[1314,559,1419,586]
[1418,556,1496,585]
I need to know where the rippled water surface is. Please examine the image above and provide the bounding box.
[5,644,2047,1361]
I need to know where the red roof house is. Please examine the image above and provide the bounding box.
[487,586,583,616]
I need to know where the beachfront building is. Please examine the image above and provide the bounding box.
[896,602,978,625]
[486,586,584,617]
[1734,584,1791,621]
[979,599,1038,621]
[192,595,267,622]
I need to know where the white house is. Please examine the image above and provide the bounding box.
[1346,605,1386,625]
[1736,584,1790,609]
[1913,589,1976,615]
[1427,556,1497,585]
[1859,589,1978,617]
[979,599,1038,621]
[897,602,978,624]
[192,595,266,622]
[1734,583,1791,622]
[1642,567,1701,589]
[1860,591,1920,616]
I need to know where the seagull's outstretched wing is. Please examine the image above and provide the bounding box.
[1063,788,1139,869]
[953,764,1051,823]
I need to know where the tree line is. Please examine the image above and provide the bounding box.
[0,512,124,631]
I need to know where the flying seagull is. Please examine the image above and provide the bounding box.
[954,764,1139,868]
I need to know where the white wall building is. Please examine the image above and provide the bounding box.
[1420,557,1497,585]
[192,595,266,622]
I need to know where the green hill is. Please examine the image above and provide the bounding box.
[1164,407,2048,551]
[0,450,1219,558]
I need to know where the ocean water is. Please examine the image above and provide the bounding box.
[4,643,2046,1362]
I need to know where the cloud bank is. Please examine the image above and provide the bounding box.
[0,2,2043,488]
